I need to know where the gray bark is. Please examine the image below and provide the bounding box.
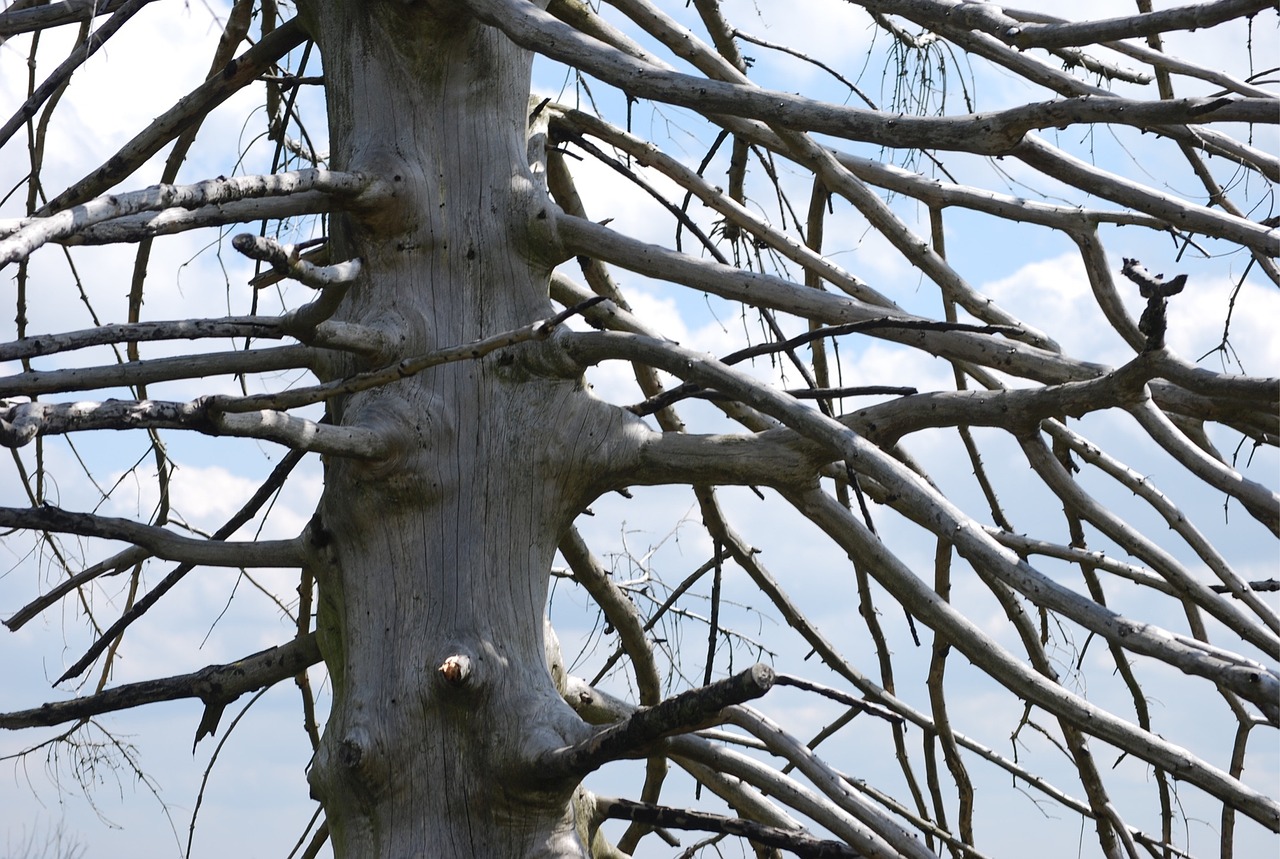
[297,2,630,854]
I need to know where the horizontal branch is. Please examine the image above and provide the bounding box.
[58,192,342,245]
[0,317,390,363]
[464,0,1273,154]
[1,170,388,266]
[0,344,315,398]
[0,633,320,729]
[0,505,304,568]
[198,298,604,415]
[0,317,280,362]
[0,399,391,459]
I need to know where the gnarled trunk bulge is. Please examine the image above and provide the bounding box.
[299,2,620,854]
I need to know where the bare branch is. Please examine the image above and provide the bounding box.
[231,234,362,289]
[537,664,774,780]
[0,0,152,149]
[0,505,304,568]
[591,796,859,859]
[462,0,1274,153]
[0,0,150,38]
[0,398,391,459]
[0,634,320,729]
[37,18,308,214]
[1,170,386,267]
[0,345,316,398]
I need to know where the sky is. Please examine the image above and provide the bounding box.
[0,1,1277,857]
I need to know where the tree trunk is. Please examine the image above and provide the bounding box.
[298,2,622,854]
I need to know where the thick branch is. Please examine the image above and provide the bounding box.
[537,664,774,781]
[564,331,1280,719]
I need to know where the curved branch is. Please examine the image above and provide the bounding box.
[231,234,362,289]
[1129,399,1279,535]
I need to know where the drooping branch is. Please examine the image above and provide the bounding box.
[1014,137,1278,255]
[0,633,320,730]
[786,486,1279,830]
